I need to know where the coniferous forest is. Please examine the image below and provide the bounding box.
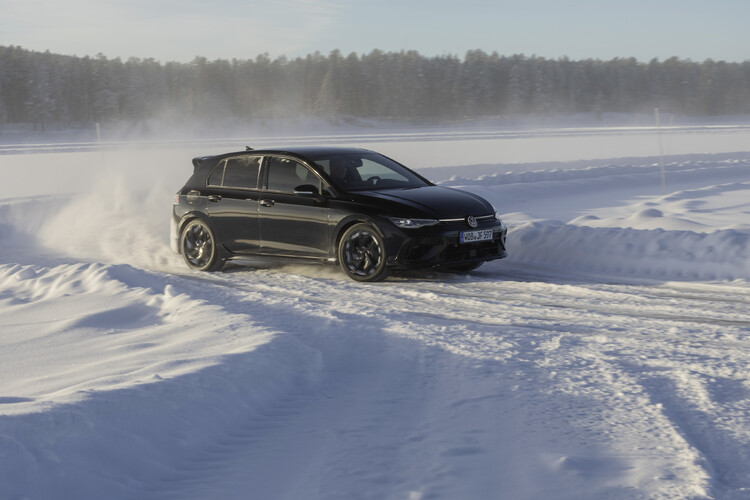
[1,45,749,131]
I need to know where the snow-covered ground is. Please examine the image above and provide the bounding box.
[1,124,749,499]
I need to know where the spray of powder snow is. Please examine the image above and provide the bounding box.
[37,148,189,272]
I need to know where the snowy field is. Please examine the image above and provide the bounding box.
[1,124,750,499]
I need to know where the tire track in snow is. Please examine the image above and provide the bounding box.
[132,261,748,498]
[636,375,750,499]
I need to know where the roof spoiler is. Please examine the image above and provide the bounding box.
[192,156,212,173]
[192,148,253,173]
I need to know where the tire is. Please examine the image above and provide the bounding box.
[180,219,224,272]
[338,223,389,282]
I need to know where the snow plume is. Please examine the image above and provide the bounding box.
[36,149,186,272]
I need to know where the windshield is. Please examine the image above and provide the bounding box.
[311,152,430,191]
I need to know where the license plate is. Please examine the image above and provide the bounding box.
[460,229,494,243]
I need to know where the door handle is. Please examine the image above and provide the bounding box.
[260,199,275,207]
[207,195,222,202]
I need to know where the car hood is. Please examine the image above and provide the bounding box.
[351,185,494,219]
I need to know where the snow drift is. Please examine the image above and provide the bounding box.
[509,222,750,281]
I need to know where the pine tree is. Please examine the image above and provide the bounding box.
[2,45,750,129]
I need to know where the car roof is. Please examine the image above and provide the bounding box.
[207,146,374,162]
[190,146,390,178]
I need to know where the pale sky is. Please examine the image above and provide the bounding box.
[1,0,747,63]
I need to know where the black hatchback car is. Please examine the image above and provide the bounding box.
[170,146,507,281]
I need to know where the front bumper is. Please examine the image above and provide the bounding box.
[386,219,508,269]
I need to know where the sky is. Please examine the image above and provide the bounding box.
[1,0,748,63]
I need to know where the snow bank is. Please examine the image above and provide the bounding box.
[0,332,321,499]
[447,156,750,282]
[508,221,750,281]
[0,259,322,497]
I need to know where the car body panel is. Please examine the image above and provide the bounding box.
[350,185,494,219]
[258,191,330,258]
[204,189,261,253]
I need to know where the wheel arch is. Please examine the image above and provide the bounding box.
[179,215,226,272]
[332,214,387,254]
[176,211,221,257]
[336,220,390,282]
[178,211,212,236]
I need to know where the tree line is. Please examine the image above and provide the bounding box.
[1,45,749,131]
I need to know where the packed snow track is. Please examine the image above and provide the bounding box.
[1,127,750,499]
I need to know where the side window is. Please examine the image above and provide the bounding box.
[207,161,225,186]
[357,158,409,182]
[267,157,317,193]
[316,159,331,176]
[223,156,261,189]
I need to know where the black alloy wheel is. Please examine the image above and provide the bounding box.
[181,219,224,272]
[338,223,389,282]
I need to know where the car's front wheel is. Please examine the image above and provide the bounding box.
[180,219,224,272]
[338,223,389,282]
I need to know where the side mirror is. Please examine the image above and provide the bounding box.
[293,184,325,203]
[293,184,320,196]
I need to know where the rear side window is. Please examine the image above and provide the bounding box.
[207,162,224,186]
[207,156,261,189]
[224,156,261,189]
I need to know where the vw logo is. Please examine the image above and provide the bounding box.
[466,216,478,228]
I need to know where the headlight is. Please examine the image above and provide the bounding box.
[388,217,439,229]
[491,205,506,230]
[491,205,503,221]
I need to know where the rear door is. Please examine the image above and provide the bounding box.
[258,156,330,258]
[204,155,262,254]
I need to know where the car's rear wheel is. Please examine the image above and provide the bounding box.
[338,223,389,282]
[181,219,224,272]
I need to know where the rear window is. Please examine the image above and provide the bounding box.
[207,156,261,189]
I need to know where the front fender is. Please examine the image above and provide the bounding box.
[330,214,405,264]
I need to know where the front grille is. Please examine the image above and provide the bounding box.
[405,237,447,262]
[403,232,506,266]
[442,238,504,261]
[438,214,496,223]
